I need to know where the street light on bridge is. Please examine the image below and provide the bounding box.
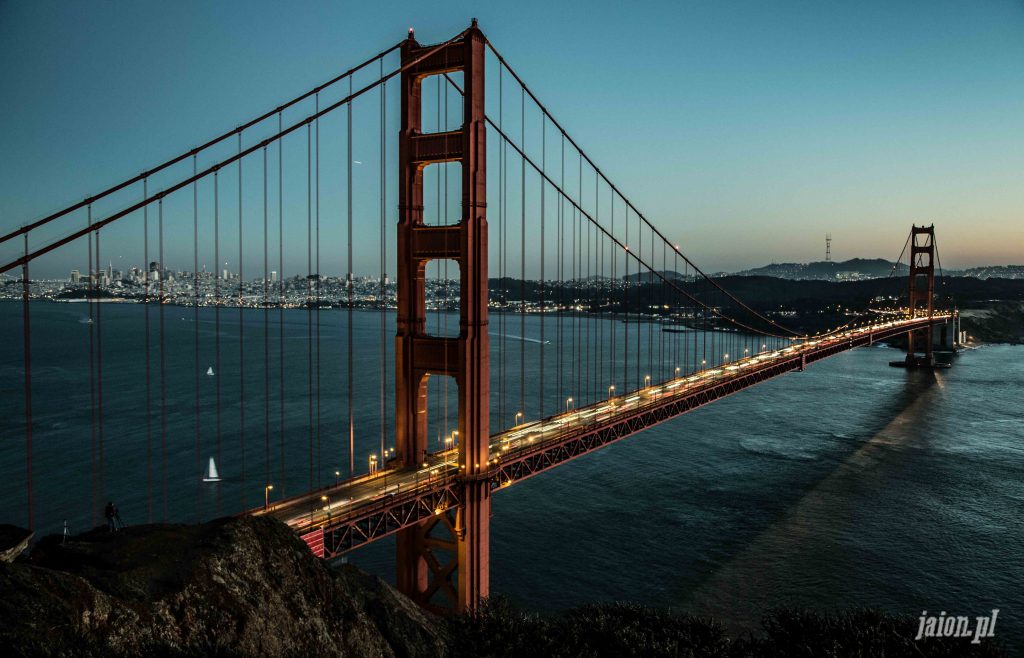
[515,411,523,426]
[264,484,274,511]
[565,397,573,413]
[321,494,331,524]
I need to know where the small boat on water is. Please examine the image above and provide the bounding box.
[206,366,215,376]
[202,457,221,482]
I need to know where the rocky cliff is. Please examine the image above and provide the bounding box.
[0,517,444,657]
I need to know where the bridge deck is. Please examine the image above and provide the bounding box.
[250,315,952,557]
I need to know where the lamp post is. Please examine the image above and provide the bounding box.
[382,448,394,488]
[334,470,340,486]
[675,367,680,378]
[608,384,615,401]
[515,411,523,426]
[264,484,273,511]
[369,454,378,476]
[565,397,573,413]
[644,374,651,388]
[444,432,454,452]
[320,494,331,524]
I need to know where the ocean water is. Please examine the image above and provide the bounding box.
[1,301,1021,647]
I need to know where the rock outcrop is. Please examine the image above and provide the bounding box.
[0,517,444,657]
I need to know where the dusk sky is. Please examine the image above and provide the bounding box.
[1,0,1022,276]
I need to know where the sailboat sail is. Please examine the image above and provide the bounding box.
[206,366,215,376]
[203,457,221,482]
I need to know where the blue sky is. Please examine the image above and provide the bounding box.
[1,0,1022,277]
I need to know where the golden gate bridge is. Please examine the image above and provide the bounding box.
[1,20,956,614]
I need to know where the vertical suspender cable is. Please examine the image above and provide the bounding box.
[315,96,322,489]
[263,146,270,494]
[635,214,641,389]
[586,166,592,403]
[575,155,582,403]
[159,199,167,520]
[239,133,247,502]
[96,225,105,512]
[539,115,545,424]
[379,64,387,464]
[434,76,442,448]
[520,86,526,419]
[306,123,313,492]
[214,171,222,514]
[88,206,97,526]
[347,78,354,477]
[648,225,654,380]
[606,191,614,397]
[557,132,563,408]
[595,172,601,400]
[278,113,286,496]
[623,207,629,395]
[498,65,505,426]
[193,156,201,520]
[572,165,579,403]
[142,182,151,522]
[442,64,449,445]
[22,234,32,531]
[660,242,665,379]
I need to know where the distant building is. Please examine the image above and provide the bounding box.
[70,269,80,283]
[270,270,278,283]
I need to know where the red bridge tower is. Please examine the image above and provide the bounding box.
[905,224,936,367]
[394,22,490,613]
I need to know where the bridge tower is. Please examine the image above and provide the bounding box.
[394,21,490,613]
[905,224,936,366]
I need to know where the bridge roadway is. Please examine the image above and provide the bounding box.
[250,314,952,558]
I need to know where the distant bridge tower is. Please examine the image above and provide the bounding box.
[394,21,490,613]
[905,225,936,366]
[825,233,832,262]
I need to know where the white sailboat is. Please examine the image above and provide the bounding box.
[206,366,215,376]
[202,457,221,482]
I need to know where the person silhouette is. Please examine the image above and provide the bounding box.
[104,501,115,532]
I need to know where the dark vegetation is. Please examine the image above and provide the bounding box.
[0,517,1010,656]
[449,598,1009,657]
